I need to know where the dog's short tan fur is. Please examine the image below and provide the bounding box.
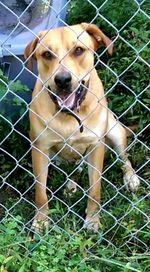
[25,23,140,232]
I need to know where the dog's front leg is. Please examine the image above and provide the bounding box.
[84,142,105,232]
[32,145,50,232]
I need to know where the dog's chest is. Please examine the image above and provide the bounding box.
[39,108,107,160]
[51,133,99,161]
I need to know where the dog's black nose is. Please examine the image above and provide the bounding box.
[54,72,72,88]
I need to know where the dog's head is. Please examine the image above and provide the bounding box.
[24,23,113,111]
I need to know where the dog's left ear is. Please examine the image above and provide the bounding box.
[24,31,45,70]
[81,23,113,55]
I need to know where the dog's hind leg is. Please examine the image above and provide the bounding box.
[63,179,77,197]
[106,112,140,192]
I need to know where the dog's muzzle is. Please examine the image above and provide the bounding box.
[48,82,87,133]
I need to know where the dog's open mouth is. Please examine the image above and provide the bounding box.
[48,83,87,112]
[56,91,77,110]
[48,82,87,133]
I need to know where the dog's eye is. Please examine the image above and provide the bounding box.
[74,47,85,56]
[42,51,52,60]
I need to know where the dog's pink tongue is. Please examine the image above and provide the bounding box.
[57,92,76,109]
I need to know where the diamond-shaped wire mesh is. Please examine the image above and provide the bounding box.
[0,0,150,271]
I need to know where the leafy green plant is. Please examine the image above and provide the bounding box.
[0,217,150,272]
[0,70,31,192]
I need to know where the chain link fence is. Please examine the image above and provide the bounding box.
[0,0,150,271]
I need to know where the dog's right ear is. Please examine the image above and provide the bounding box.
[24,36,40,71]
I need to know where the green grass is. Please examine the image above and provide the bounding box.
[0,192,150,271]
[0,157,150,271]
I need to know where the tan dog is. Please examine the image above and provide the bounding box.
[24,23,140,232]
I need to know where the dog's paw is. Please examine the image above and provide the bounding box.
[63,180,77,197]
[31,216,49,234]
[83,215,101,233]
[123,172,140,192]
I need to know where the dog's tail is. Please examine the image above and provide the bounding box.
[126,124,139,137]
